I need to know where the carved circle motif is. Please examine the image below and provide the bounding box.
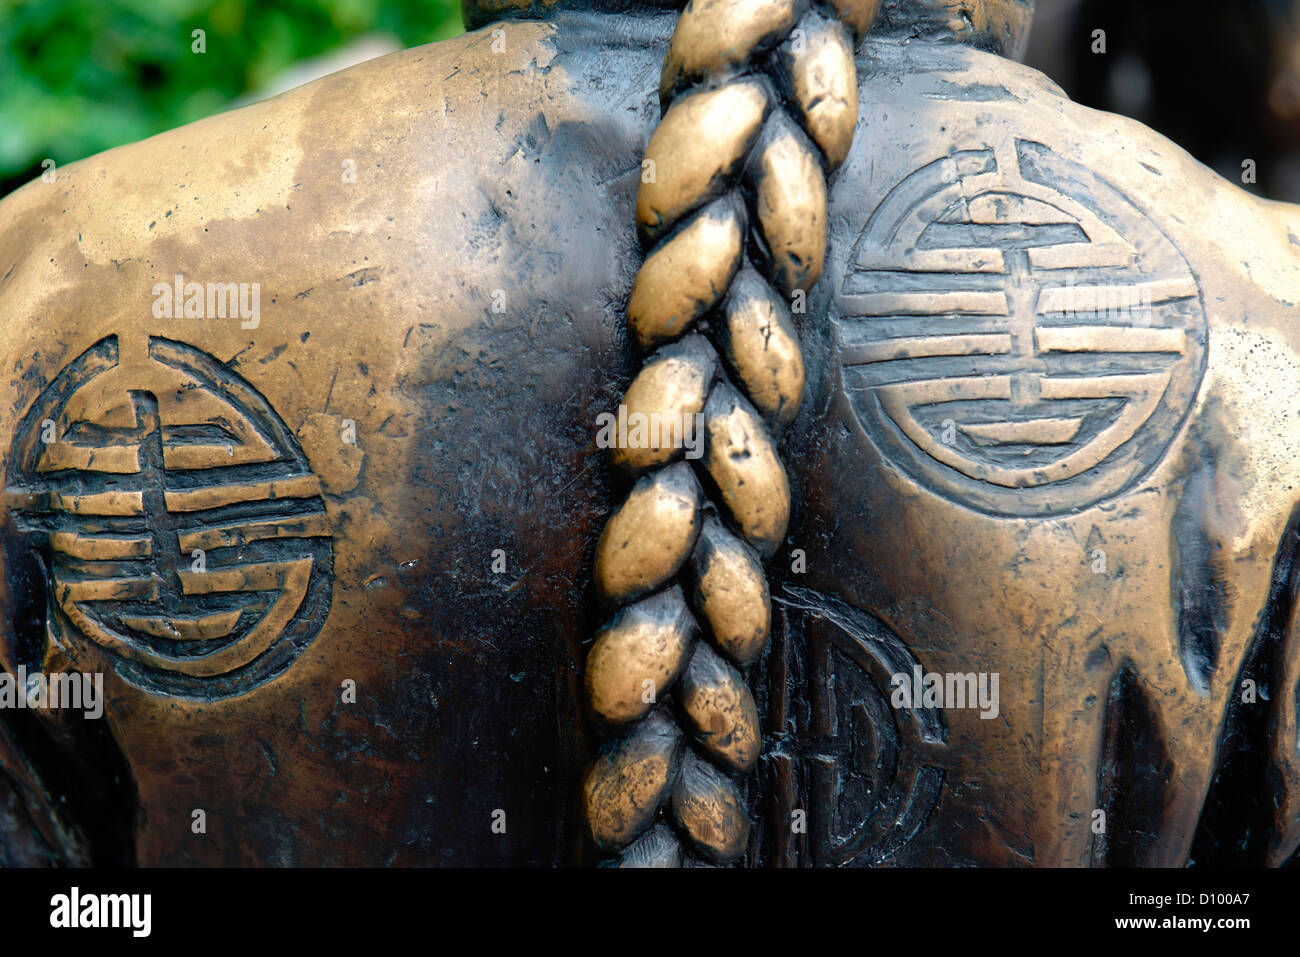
[783,586,946,866]
[834,139,1208,516]
[4,335,333,699]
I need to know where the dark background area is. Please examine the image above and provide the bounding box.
[1025,0,1300,203]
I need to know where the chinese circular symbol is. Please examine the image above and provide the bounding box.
[835,140,1208,516]
[5,336,333,699]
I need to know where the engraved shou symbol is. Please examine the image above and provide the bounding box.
[4,335,333,699]
[780,586,946,867]
[834,139,1208,515]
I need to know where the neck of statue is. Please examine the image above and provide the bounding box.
[461,0,1034,60]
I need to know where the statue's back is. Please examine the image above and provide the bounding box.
[2,0,1300,867]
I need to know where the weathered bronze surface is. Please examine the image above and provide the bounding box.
[2,0,1300,867]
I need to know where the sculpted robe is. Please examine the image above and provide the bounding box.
[0,1,1297,866]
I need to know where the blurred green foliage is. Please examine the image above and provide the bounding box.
[0,0,465,195]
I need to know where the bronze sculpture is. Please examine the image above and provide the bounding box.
[0,0,1298,868]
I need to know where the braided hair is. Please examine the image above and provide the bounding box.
[582,0,883,865]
